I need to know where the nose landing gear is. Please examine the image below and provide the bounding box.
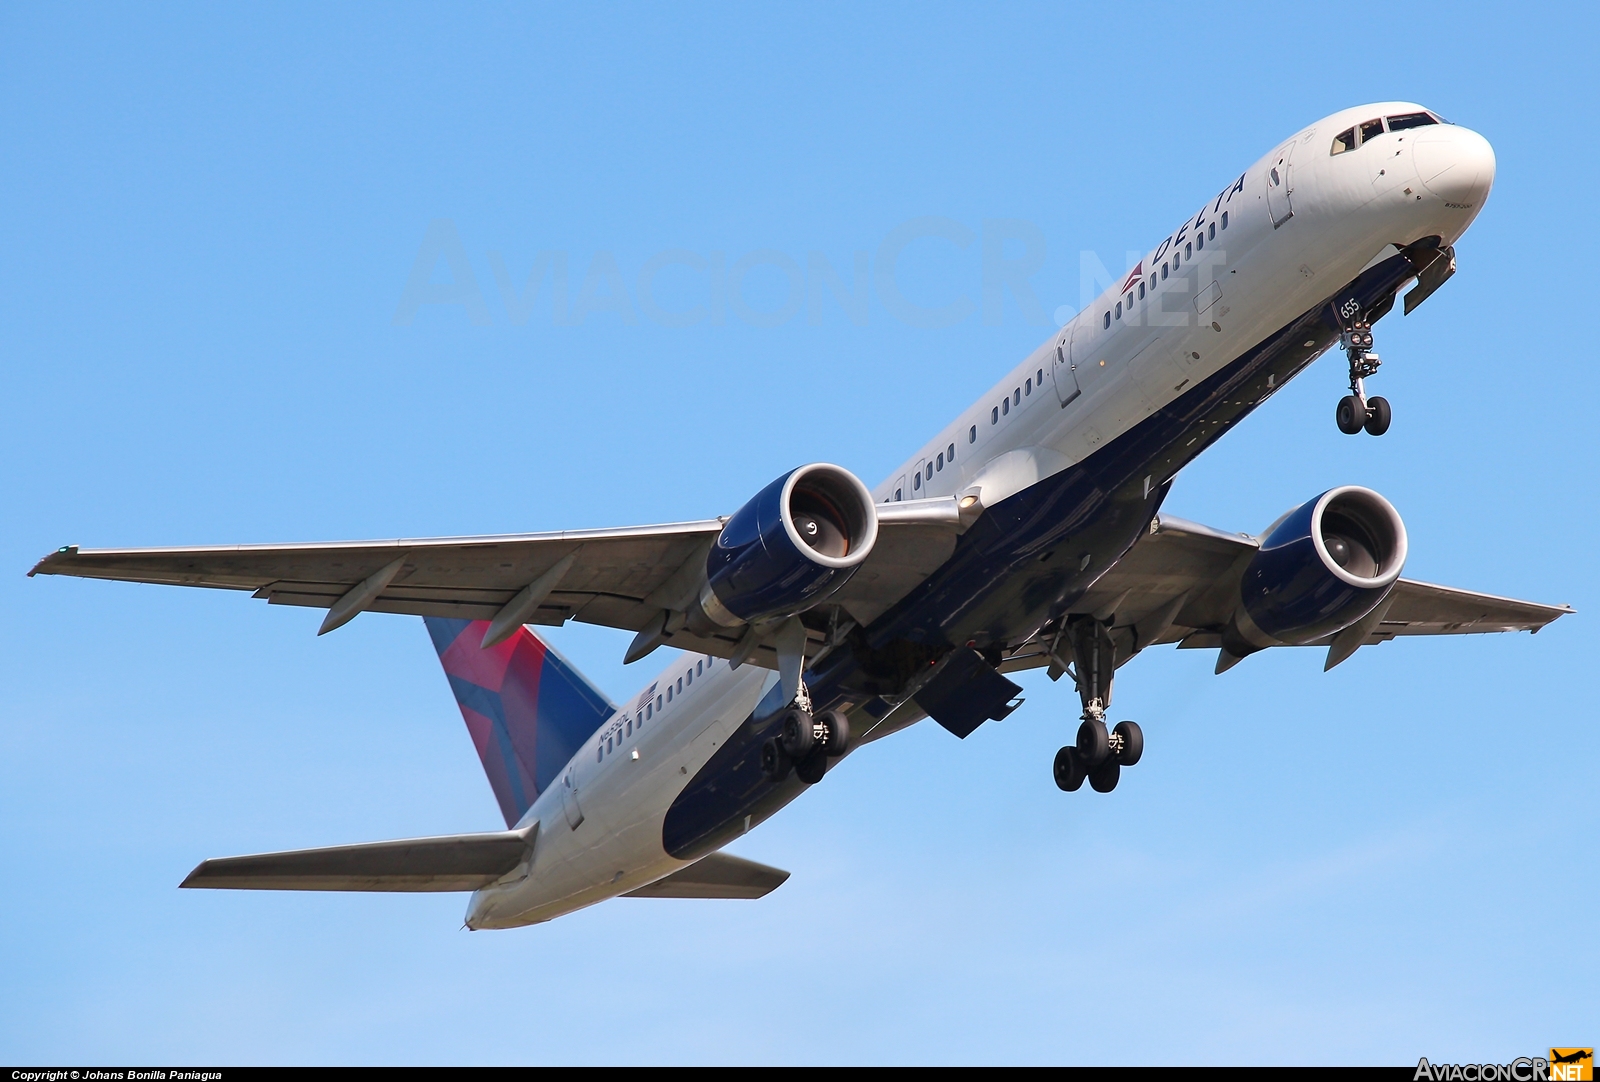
[1334,320,1391,436]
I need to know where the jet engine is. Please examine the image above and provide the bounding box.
[696,463,878,627]
[1223,486,1407,656]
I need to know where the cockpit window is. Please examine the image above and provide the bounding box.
[1385,111,1438,131]
[1359,118,1385,143]
[1331,127,1356,155]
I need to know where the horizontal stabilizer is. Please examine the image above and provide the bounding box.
[180,824,535,892]
[623,852,789,899]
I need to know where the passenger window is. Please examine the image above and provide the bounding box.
[1013,389,1021,406]
[685,670,691,686]
[1025,378,1032,395]
[1002,398,1009,415]
[894,487,903,500]
[1386,112,1436,131]
[626,718,632,736]
[696,660,702,674]
[1208,222,1216,240]
[1037,368,1044,384]
[947,442,955,461]
[926,462,934,480]
[1161,262,1169,279]
[1196,232,1204,251]
[1185,242,1192,259]
[606,736,613,753]
[597,746,603,762]
[936,452,943,470]
[1138,282,1145,299]
[991,406,999,423]
[1149,275,1155,290]
[1331,127,1356,154]
[914,472,922,490]
[656,694,663,710]
[666,686,672,702]
[1359,118,1384,143]
[676,677,682,693]
[637,711,643,728]
[1115,301,1122,319]
[1103,312,1110,328]
[968,425,976,443]
[1221,210,1228,229]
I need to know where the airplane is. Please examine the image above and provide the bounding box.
[30,102,1573,928]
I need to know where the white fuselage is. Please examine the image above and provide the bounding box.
[468,102,1495,928]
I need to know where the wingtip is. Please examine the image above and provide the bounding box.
[27,545,79,577]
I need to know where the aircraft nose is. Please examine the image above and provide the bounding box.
[1413,124,1496,207]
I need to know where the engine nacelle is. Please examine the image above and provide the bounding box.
[697,463,878,627]
[1224,486,1408,655]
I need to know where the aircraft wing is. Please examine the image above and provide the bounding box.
[28,498,962,667]
[1002,513,1572,670]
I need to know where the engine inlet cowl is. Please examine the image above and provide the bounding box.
[1227,485,1408,653]
[701,463,878,626]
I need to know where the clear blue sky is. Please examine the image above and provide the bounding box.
[2,1,1594,1066]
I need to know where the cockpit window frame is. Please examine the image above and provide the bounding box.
[1332,110,1451,156]
[1384,111,1439,132]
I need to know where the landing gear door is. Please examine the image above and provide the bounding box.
[1053,326,1082,407]
[1266,142,1295,227]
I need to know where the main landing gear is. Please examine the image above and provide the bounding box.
[761,707,849,785]
[1050,615,1144,794]
[1053,719,1143,793]
[1334,320,1391,436]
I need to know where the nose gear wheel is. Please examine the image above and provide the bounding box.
[1334,319,1391,437]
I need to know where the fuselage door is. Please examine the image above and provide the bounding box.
[1052,329,1082,407]
[1266,143,1295,227]
[561,769,584,829]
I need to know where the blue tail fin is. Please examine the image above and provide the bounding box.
[424,618,614,828]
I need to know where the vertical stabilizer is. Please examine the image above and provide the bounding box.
[424,618,614,828]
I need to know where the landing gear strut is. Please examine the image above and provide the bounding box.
[1050,616,1143,793]
[1335,320,1391,436]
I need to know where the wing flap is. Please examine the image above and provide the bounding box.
[29,504,963,659]
[622,852,790,899]
[1353,578,1573,642]
[1074,513,1258,634]
[30,524,724,636]
[1002,514,1571,668]
[180,825,535,892]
